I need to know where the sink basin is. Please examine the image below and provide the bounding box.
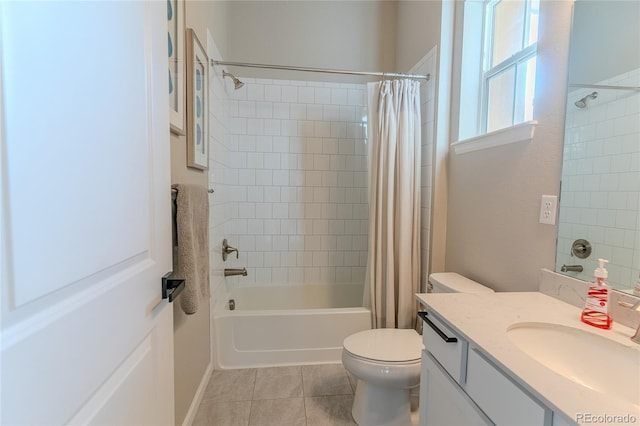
[507,322,640,405]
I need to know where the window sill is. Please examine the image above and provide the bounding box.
[451,120,538,155]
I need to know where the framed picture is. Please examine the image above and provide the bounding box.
[186,29,209,170]
[168,0,185,135]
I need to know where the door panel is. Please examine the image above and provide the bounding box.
[1,1,174,424]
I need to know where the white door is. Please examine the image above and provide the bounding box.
[1,1,174,424]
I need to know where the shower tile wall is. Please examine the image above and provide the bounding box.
[557,68,640,289]
[411,50,437,290]
[208,41,236,309]
[224,78,369,286]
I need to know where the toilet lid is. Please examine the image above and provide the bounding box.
[343,329,423,362]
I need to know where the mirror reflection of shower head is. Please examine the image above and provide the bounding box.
[222,70,244,90]
[574,91,598,108]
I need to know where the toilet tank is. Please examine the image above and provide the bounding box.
[428,273,494,293]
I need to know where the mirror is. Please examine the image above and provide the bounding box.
[556,0,640,293]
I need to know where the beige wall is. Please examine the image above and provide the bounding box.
[171,3,218,425]
[395,1,442,73]
[225,1,397,81]
[443,0,574,292]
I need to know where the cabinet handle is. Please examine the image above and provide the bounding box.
[418,311,458,343]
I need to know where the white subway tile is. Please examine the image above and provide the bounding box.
[264,186,281,202]
[238,135,257,152]
[264,219,281,235]
[273,235,289,251]
[264,153,281,169]
[238,169,256,186]
[328,252,344,266]
[288,268,304,283]
[305,235,322,251]
[255,202,273,218]
[264,252,281,267]
[247,152,264,169]
[265,85,282,102]
[255,236,273,251]
[247,187,264,202]
[257,135,274,152]
[264,119,281,136]
[347,89,364,105]
[331,88,348,105]
[313,187,330,202]
[239,235,256,251]
[282,219,298,235]
[280,187,297,202]
[299,121,315,137]
[336,267,352,282]
[323,105,341,121]
[307,104,323,120]
[304,268,321,283]
[306,171,322,187]
[247,85,265,101]
[273,170,289,186]
[315,88,331,104]
[239,202,256,219]
[248,252,264,267]
[273,137,290,153]
[322,203,337,219]
[321,235,337,250]
[273,103,290,119]
[281,120,299,136]
[313,219,329,235]
[320,267,336,283]
[256,170,274,186]
[290,104,307,119]
[297,219,313,235]
[247,118,264,135]
[248,219,264,235]
[256,102,273,119]
[289,203,305,219]
[297,252,313,267]
[238,101,257,118]
[314,122,331,138]
[313,251,329,267]
[282,86,298,103]
[298,87,315,103]
[297,187,314,202]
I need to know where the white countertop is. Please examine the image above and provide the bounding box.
[416,292,640,425]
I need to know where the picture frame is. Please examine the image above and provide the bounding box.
[186,29,209,170]
[168,0,185,135]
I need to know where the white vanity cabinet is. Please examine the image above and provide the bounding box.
[419,310,554,426]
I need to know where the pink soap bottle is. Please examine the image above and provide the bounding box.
[581,259,612,330]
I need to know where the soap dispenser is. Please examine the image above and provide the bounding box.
[581,259,612,330]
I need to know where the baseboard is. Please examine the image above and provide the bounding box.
[181,362,213,426]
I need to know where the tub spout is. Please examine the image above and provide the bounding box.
[224,268,248,277]
[561,264,583,272]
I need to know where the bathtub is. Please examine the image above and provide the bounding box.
[213,283,372,368]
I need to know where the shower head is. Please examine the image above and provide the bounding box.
[574,91,598,108]
[222,70,244,90]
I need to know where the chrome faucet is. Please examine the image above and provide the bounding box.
[224,267,248,277]
[561,264,583,272]
[618,300,640,344]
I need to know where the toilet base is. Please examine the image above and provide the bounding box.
[351,379,417,426]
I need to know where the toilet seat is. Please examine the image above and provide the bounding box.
[343,329,422,363]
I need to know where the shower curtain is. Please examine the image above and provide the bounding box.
[365,79,421,329]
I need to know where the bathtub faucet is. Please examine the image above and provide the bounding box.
[224,267,248,277]
[561,264,583,272]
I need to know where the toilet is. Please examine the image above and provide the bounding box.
[342,273,494,426]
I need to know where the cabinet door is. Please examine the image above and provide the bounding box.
[420,351,492,426]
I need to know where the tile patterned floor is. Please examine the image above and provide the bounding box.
[193,364,360,426]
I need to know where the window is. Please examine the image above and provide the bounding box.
[481,0,539,133]
[455,0,540,147]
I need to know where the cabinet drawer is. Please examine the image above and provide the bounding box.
[420,350,491,426]
[466,349,549,426]
[419,311,466,383]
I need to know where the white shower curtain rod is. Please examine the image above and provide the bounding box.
[211,60,430,81]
